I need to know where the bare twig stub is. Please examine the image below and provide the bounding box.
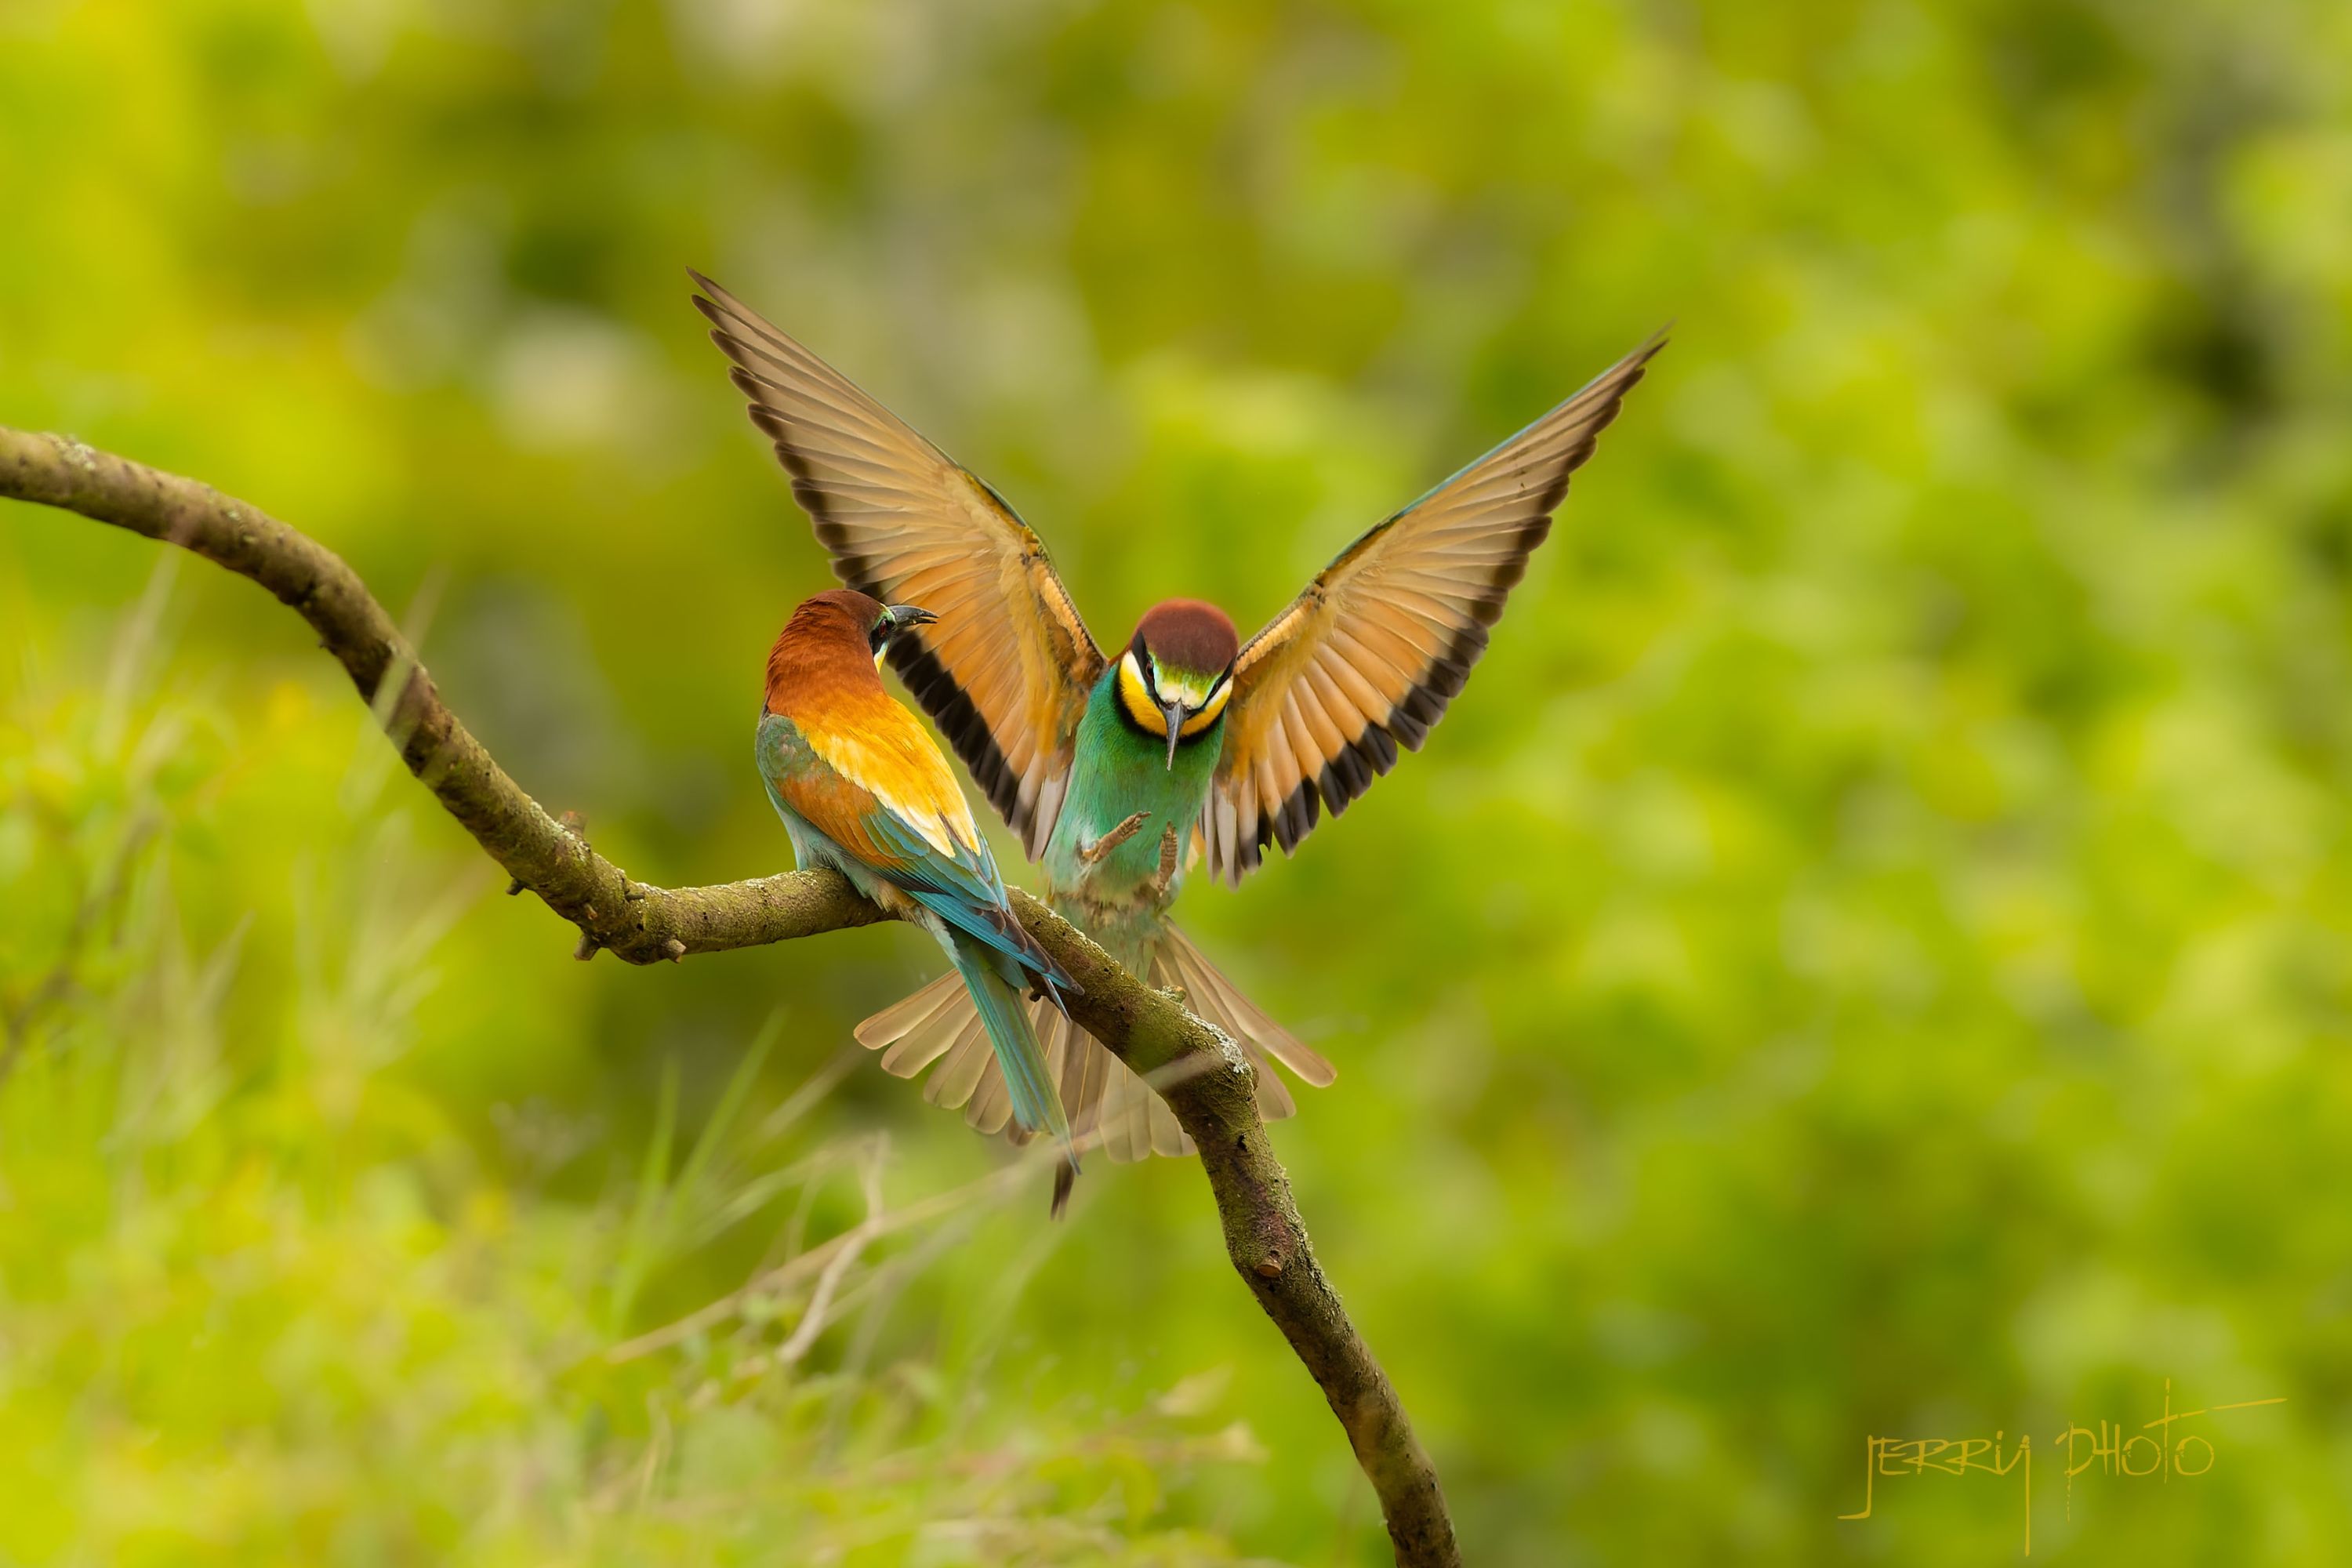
[0,424,1460,1568]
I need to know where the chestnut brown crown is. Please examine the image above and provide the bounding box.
[1131,599,1239,677]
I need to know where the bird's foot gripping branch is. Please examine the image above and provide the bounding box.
[0,425,1461,1568]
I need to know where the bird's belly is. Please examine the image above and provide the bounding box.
[1042,783,1210,963]
[1036,855,1161,972]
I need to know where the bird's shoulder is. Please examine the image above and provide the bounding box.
[775,685,982,862]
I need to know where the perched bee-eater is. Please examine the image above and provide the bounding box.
[757,587,1081,1209]
[699,272,1661,1166]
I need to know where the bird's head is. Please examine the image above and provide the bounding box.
[768,589,938,708]
[1118,600,1240,769]
[787,588,938,658]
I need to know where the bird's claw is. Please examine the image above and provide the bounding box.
[1078,811,1150,864]
[1147,823,1181,900]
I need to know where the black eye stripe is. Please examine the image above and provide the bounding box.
[1114,658,1162,736]
[1130,647,1161,702]
[1131,649,1239,707]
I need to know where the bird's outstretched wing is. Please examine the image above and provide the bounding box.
[1201,332,1667,885]
[696,271,1105,858]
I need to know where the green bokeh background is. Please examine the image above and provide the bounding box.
[5,0,2351,1562]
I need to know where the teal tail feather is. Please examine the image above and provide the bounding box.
[945,933,1077,1200]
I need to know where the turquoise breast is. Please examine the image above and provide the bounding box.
[1042,665,1225,914]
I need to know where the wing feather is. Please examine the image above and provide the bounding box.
[1203,332,1665,883]
[762,706,1070,990]
[696,271,1105,857]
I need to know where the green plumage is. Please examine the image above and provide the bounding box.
[1041,662,1227,958]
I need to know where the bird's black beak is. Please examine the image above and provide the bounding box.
[873,604,938,664]
[1163,702,1185,770]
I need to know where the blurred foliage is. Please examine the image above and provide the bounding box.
[0,627,1264,1563]
[4,0,2352,1562]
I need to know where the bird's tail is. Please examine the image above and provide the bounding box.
[856,922,1334,1170]
[1152,924,1338,1094]
[942,931,1078,1210]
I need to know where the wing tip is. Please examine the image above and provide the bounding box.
[688,279,739,336]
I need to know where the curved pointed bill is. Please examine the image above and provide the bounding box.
[1162,701,1185,770]
[874,603,938,667]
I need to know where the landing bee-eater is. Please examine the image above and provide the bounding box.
[699,271,1661,1168]
[757,587,1082,1210]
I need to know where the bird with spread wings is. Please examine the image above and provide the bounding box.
[696,270,1664,1174]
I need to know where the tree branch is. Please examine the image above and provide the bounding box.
[0,424,1460,1567]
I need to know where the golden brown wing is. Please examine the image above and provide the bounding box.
[1201,332,1666,885]
[693,270,1105,857]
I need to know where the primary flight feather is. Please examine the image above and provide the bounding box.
[700,270,1661,1170]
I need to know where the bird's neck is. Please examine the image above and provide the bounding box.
[764,628,882,717]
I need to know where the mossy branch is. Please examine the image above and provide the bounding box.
[0,424,1461,1568]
